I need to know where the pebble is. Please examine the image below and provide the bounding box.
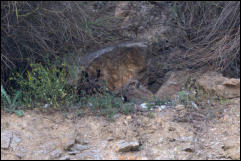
[160,105,167,110]
[50,149,62,159]
[10,134,22,150]
[70,144,90,152]
[140,103,148,109]
[60,155,71,160]
[75,135,89,145]
[1,130,13,149]
[63,132,76,150]
[15,147,26,159]
[183,147,195,153]
[175,104,185,111]
[117,140,140,152]
[126,116,132,120]
[76,149,103,160]
[191,101,198,109]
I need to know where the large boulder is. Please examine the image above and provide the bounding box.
[196,72,240,99]
[155,70,190,100]
[78,42,148,91]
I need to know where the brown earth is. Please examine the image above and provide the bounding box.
[1,96,240,160]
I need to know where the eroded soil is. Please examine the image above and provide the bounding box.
[1,98,240,160]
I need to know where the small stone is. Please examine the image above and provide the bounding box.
[176,136,193,142]
[222,145,234,151]
[107,137,114,141]
[15,147,26,159]
[50,149,62,159]
[138,26,145,32]
[67,150,80,155]
[75,135,89,145]
[159,138,163,143]
[70,144,90,152]
[123,120,128,125]
[16,152,25,159]
[116,140,140,152]
[154,17,159,21]
[140,103,148,109]
[10,134,22,150]
[126,116,132,120]
[21,122,28,129]
[168,127,176,131]
[167,137,176,142]
[183,147,195,153]
[160,105,167,110]
[1,130,13,149]
[60,155,70,160]
[40,141,58,154]
[191,101,198,109]
[76,150,103,160]
[156,107,162,112]
[63,132,76,150]
[175,104,185,111]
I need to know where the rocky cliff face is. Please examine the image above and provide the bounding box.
[78,42,148,91]
[65,2,186,95]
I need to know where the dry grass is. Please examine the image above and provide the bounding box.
[172,1,240,77]
[1,1,125,87]
[1,1,240,90]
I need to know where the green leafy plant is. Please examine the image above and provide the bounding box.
[153,95,171,106]
[86,88,136,118]
[76,109,84,117]
[1,85,12,107]
[10,62,75,108]
[88,92,122,109]
[178,90,188,105]
[121,103,134,115]
[147,111,154,118]
[1,84,21,109]
[95,93,120,119]
[15,110,24,117]
[1,84,23,116]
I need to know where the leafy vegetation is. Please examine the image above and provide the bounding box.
[1,84,23,117]
[1,1,125,88]
[86,91,135,119]
[9,62,75,108]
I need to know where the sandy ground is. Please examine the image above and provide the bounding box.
[1,98,240,160]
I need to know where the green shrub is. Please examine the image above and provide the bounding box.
[178,90,188,105]
[87,93,120,118]
[88,93,122,109]
[1,84,23,116]
[1,1,125,89]
[121,103,134,115]
[86,91,136,118]
[1,84,21,109]
[10,62,75,108]
[177,87,217,110]
[144,96,172,110]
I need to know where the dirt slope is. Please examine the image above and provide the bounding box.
[1,97,240,160]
